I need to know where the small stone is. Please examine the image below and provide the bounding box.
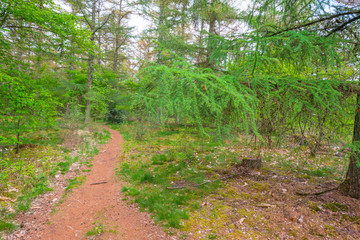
[298,215,304,224]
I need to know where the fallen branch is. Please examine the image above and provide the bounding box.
[296,186,339,196]
[90,181,108,185]
[166,173,242,190]
[344,217,360,228]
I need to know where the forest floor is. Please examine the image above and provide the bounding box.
[112,123,360,239]
[5,127,169,240]
[3,123,360,240]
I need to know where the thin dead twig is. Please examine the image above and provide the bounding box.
[90,181,108,185]
[166,173,242,190]
[296,186,339,196]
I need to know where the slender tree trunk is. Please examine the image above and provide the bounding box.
[113,0,123,73]
[197,19,205,64]
[157,0,166,63]
[180,0,187,39]
[340,93,360,199]
[16,117,20,154]
[113,35,119,73]
[84,0,97,124]
[97,35,101,65]
[206,0,216,68]
[85,34,95,124]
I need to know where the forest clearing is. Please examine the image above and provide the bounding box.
[1,0,360,239]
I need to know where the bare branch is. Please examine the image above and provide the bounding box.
[93,11,114,34]
[73,0,92,28]
[327,14,360,37]
[268,10,360,37]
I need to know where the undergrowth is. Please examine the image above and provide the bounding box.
[112,123,238,230]
[0,121,111,237]
[112,121,349,236]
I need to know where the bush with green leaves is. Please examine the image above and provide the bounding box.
[0,72,58,151]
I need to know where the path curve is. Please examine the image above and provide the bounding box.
[12,127,169,240]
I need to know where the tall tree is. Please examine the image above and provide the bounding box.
[71,0,113,123]
[0,0,91,150]
[246,0,360,198]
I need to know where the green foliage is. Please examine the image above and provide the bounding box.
[14,174,53,212]
[0,220,17,232]
[85,224,104,236]
[65,176,86,191]
[133,22,352,152]
[134,58,258,137]
[0,146,61,194]
[115,123,234,229]
[56,156,80,175]
[0,72,58,148]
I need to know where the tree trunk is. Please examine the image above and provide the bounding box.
[16,117,20,154]
[84,0,97,124]
[197,19,205,64]
[84,38,94,124]
[113,0,123,73]
[113,35,119,73]
[157,0,166,63]
[340,93,360,199]
[206,0,216,68]
[180,0,187,39]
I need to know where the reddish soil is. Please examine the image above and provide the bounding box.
[7,127,170,240]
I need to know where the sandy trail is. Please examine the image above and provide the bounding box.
[9,127,168,240]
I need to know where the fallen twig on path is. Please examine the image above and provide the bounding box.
[90,181,108,185]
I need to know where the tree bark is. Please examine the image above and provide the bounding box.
[16,117,20,154]
[113,35,119,73]
[84,33,95,124]
[206,0,216,68]
[84,0,97,124]
[157,0,166,63]
[180,0,187,39]
[340,93,360,199]
[113,0,123,73]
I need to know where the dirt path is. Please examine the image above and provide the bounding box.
[8,127,169,240]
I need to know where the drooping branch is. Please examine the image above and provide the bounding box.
[268,10,360,37]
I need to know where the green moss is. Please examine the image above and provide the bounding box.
[342,214,360,224]
[295,173,314,180]
[289,229,298,238]
[324,224,338,237]
[249,182,270,192]
[207,233,218,239]
[323,202,348,212]
[183,201,234,238]
[218,186,240,199]
[236,208,264,228]
[309,227,324,237]
[308,201,321,212]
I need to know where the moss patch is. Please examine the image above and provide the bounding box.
[323,202,348,212]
